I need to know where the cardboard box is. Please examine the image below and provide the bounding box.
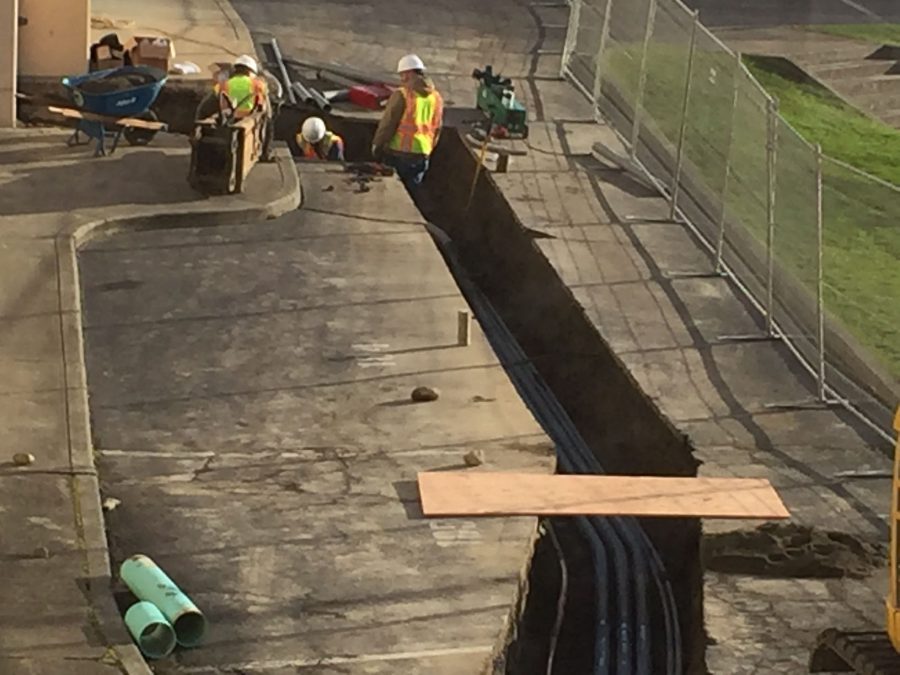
[89,44,126,72]
[127,36,175,73]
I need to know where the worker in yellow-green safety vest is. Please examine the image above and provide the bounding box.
[216,54,269,119]
[293,117,345,161]
[372,54,444,192]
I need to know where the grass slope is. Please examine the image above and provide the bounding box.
[744,57,900,383]
[571,40,900,381]
[745,57,900,185]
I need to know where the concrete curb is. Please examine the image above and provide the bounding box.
[215,0,257,61]
[53,152,300,674]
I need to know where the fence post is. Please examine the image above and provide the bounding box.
[765,98,778,336]
[668,9,699,221]
[592,0,614,118]
[815,143,826,400]
[630,0,658,159]
[714,51,742,270]
[561,0,583,77]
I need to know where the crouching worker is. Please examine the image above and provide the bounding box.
[203,54,276,161]
[293,117,345,161]
[371,54,443,192]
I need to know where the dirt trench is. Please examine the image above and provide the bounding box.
[279,116,708,671]
[298,119,709,672]
[416,131,706,675]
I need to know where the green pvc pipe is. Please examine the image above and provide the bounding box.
[124,601,176,659]
[120,554,207,647]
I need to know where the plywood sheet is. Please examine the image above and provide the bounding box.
[418,472,790,519]
[48,107,166,130]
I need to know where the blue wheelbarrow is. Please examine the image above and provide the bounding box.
[56,66,168,157]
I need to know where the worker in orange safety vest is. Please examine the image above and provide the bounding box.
[371,54,443,191]
[293,117,345,161]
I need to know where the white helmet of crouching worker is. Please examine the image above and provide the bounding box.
[302,117,327,144]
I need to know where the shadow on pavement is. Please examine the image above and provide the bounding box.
[0,149,202,216]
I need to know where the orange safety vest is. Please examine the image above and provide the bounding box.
[299,132,344,160]
[389,87,443,156]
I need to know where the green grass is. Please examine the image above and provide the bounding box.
[579,43,900,381]
[744,57,900,185]
[811,23,900,45]
[744,57,900,382]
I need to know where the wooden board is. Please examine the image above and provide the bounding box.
[417,472,790,519]
[48,106,166,130]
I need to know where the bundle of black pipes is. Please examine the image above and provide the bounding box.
[426,223,682,675]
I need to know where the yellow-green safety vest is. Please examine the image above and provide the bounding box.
[389,88,443,156]
[218,74,265,115]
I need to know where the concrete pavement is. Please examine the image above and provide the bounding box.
[79,163,554,674]
[683,0,900,27]
[3,0,895,671]
[229,0,896,670]
[0,127,299,675]
[91,0,256,76]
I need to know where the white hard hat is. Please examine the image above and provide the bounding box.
[302,117,327,143]
[234,54,258,74]
[397,54,425,73]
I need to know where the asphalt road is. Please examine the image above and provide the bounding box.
[682,0,900,27]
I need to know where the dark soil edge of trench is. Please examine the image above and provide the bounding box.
[418,131,706,675]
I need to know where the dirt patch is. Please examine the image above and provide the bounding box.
[77,71,159,94]
[704,522,887,578]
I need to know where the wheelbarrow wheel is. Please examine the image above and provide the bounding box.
[124,110,159,147]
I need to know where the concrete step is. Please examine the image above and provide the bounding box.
[791,45,879,65]
[877,108,900,128]
[735,42,871,64]
[851,89,900,115]
[809,59,895,80]
[832,73,900,98]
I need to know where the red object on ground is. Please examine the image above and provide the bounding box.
[348,84,395,110]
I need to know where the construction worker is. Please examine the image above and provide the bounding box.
[216,54,269,119]
[293,117,345,161]
[208,54,278,162]
[372,54,443,191]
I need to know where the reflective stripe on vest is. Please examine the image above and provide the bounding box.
[299,132,342,159]
[389,88,441,156]
[220,75,262,113]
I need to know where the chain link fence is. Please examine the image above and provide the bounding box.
[561,0,899,436]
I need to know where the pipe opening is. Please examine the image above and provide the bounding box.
[175,610,208,647]
[140,622,177,658]
[125,601,177,659]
